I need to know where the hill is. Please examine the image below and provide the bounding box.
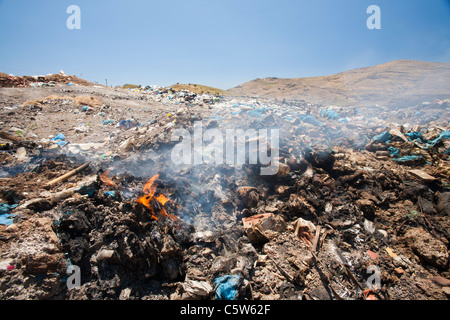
[171,83,231,96]
[229,60,450,107]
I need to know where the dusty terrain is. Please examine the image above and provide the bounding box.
[230,60,450,107]
[0,75,449,300]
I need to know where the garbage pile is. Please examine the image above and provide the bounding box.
[0,72,96,88]
[0,83,449,300]
[125,85,223,106]
[0,73,29,88]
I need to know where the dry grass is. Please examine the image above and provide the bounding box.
[73,96,102,107]
[21,95,102,107]
[171,83,230,96]
[120,84,140,90]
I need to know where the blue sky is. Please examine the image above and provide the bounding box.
[0,0,449,89]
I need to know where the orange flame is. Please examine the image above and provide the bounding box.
[100,169,117,187]
[143,174,159,194]
[156,194,170,206]
[137,174,176,220]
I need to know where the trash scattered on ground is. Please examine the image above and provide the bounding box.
[0,79,449,301]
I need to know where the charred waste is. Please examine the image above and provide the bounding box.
[0,79,449,300]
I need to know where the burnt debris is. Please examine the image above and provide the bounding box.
[0,83,449,300]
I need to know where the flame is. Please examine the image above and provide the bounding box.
[143,174,159,194]
[100,169,116,187]
[137,174,176,220]
[156,194,170,206]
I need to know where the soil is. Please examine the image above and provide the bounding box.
[0,81,449,300]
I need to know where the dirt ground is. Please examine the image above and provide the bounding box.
[0,82,449,300]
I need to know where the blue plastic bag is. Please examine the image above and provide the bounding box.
[393,155,423,163]
[0,203,18,215]
[300,115,323,127]
[56,140,68,146]
[0,214,16,226]
[247,108,267,118]
[0,203,18,225]
[323,109,340,120]
[102,120,115,125]
[423,131,450,149]
[77,186,97,197]
[405,132,424,142]
[372,131,391,143]
[52,133,66,141]
[104,191,116,198]
[51,133,68,146]
[388,147,400,157]
[214,275,242,300]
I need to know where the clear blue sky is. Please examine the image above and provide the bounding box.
[0,0,449,89]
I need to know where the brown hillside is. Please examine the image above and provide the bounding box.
[229,60,450,107]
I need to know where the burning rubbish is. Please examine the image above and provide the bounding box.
[0,76,449,301]
[137,174,176,221]
[99,169,117,187]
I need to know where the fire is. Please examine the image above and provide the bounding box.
[137,174,176,220]
[100,169,116,187]
[143,174,159,194]
[156,194,170,206]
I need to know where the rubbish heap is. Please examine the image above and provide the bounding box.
[0,73,29,88]
[0,82,449,300]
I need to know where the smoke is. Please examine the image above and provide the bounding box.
[21,88,447,239]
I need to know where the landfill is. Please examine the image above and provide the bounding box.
[0,77,449,300]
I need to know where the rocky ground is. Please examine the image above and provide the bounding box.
[0,80,449,300]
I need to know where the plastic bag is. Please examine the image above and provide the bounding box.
[214,275,242,300]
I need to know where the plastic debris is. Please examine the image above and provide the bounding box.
[0,203,18,226]
[214,275,242,300]
[0,71,449,301]
[393,155,423,163]
[0,259,15,271]
[423,131,450,149]
[0,214,16,226]
[51,133,68,146]
[388,147,400,157]
[406,131,424,142]
[77,185,97,197]
[104,191,116,198]
[372,131,391,143]
[247,107,269,118]
[118,120,140,130]
[320,108,340,120]
[181,279,213,299]
[15,147,29,161]
[102,119,115,125]
[299,115,323,127]
[0,203,18,215]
